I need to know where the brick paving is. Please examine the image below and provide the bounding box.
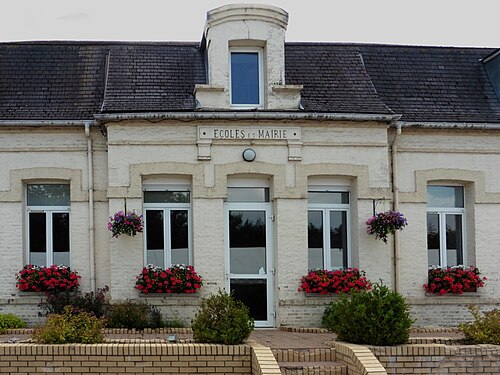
[0,328,464,347]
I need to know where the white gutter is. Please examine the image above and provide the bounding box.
[397,121,500,130]
[390,120,403,293]
[0,120,94,126]
[94,111,400,123]
[84,122,96,292]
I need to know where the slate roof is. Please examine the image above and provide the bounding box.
[0,41,499,123]
[0,42,108,120]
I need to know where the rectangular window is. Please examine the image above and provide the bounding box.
[26,184,70,266]
[427,186,465,267]
[144,188,192,268]
[230,49,263,107]
[307,190,350,270]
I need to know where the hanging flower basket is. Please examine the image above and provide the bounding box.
[135,264,203,294]
[108,210,144,238]
[424,266,486,295]
[16,264,80,293]
[366,210,407,243]
[298,268,372,294]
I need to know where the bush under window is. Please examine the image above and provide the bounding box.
[459,305,499,345]
[0,313,27,333]
[191,290,254,345]
[322,284,414,346]
[32,306,105,344]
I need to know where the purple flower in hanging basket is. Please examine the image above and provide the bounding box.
[108,211,144,238]
[366,210,407,243]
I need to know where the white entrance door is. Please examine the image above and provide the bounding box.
[225,198,274,327]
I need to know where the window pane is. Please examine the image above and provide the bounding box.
[308,211,323,270]
[29,213,46,265]
[446,214,463,266]
[144,191,190,204]
[171,210,189,265]
[27,184,70,206]
[308,192,349,204]
[330,211,348,269]
[231,52,260,105]
[427,213,440,266]
[229,211,266,274]
[227,188,269,203]
[52,213,70,265]
[427,186,464,208]
[146,210,164,249]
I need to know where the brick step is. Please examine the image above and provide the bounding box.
[273,348,336,362]
[279,361,347,375]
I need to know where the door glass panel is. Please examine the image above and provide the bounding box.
[171,210,189,265]
[27,184,70,206]
[230,279,267,321]
[144,191,190,204]
[308,192,349,204]
[29,212,46,266]
[330,211,348,269]
[446,214,463,266]
[308,210,323,270]
[229,210,266,274]
[52,213,70,265]
[227,188,269,203]
[146,210,164,268]
[427,213,440,266]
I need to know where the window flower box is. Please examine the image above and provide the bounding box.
[298,268,372,294]
[16,264,80,293]
[108,211,144,238]
[424,265,486,295]
[366,210,407,243]
[135,264,203,294]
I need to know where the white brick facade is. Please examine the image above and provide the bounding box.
[0,4,498,327]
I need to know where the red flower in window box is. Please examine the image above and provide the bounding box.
[298,268,372,294]
[16,264,80,293]
[135,264,203,294]
[424,266,486,295]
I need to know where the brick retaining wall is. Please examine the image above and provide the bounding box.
[371,344,500,374]
[0,343,252,375]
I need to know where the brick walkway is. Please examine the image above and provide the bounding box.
[0,328,463,347]
[250,329,336,349]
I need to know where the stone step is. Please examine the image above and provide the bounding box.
[273,348,336,363]
[279,361,347,375]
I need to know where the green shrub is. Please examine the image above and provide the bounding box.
[105,300,164,329]
[459,305,500,345]
[32,306,105,344]
[38,286,110,318]
[191,290,254,344]
[322,284,414,345]
[0,313,27,333]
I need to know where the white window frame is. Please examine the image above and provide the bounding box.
[307,186,351,270]
[25,185,71,266]
[143,184,192,268]
[427,185,466,267]
[229,47,264,109]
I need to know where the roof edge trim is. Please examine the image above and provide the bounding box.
[94,111,401,123]
[398,121,500,130]
[0,120,96,126]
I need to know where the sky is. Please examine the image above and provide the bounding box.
[0,0,498,47]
